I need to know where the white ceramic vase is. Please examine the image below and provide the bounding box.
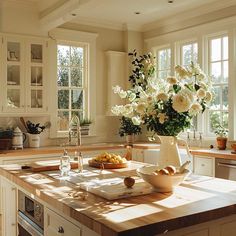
[28,133,40,148]
[158,135,190,167]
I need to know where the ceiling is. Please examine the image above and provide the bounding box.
[5,0,236,31]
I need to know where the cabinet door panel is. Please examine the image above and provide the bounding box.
[194,156,214,176]
[45,208,81,236]
[220,220,236,236]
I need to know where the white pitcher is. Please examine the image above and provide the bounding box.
[158,135,190,167]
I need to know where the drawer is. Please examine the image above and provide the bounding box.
[45,208,81,236]
[194,156,214,177]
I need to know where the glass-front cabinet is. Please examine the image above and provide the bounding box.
[1,35,48,114]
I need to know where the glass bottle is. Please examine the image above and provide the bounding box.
[74,150,83,173]
[59,149,71,176]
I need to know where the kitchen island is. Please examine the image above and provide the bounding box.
[1,160,236,236]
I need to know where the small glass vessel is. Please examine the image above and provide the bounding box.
[74,150,83,173]
[59,149,71,176]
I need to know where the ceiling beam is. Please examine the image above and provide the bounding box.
[39,0,91,31]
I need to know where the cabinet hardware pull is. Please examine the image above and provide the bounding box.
[11,187,16,191]
[218,163,236,169]
[58,226,64,233]
[11,223,16,226]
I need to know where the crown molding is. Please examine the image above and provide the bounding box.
[142,0,236,33]
[0,0,38,8]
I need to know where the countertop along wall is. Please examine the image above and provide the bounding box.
[0,2,140,147]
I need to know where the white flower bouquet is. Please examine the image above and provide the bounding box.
[112,58,213,137]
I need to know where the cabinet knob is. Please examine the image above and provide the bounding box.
[11,187,16,191]
[11,223,16,226]
[58,226,64,234]
[201,164,205,167]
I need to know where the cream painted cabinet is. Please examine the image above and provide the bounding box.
[1,178,17,236]
[45,208,81,236]
[193,155,215,177]
[132,148,144,162]
[1,34,49,115]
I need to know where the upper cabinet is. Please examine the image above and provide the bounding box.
[0,34,49,115]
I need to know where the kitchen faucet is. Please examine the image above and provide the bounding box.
[68,115,82,146]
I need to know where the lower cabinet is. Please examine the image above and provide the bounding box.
[0,178,17,236]
[193,155,215,177]
[132,148,144,162]
[44,208,81,236]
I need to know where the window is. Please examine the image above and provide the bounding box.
[207,35,228,133]
[180,42,198,66]
[156,47,171,80]
[180,41,198,130]
[57,43,88,132]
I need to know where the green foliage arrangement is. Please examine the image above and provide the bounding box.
[26,121,45,134]
[119,116,141,137]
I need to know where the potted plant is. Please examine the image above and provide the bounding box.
[26,121,45,148]
[119,116,141,145]
[214,124,228,150]
[80,118,92,135]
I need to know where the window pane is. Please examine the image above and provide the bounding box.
[58,90,69,109]
[57,111,69,131]
[211,62,221,83]
[211,38,221,61]
[71,68,82,87]
[166,49,171,68]
[158,71,168,80]
[57,67,69,86]
[71,90,83,109]
[223,37,228,60]
[57,45,70,66]
[158,50,167,70]
[209,111,221,132]
[71,47,83,66]
[222,112,228,128]
[223,61,228,83]
[182,44,192,65]
[210,86,221,110]
[193,43,198,63]
[222,86,228,110]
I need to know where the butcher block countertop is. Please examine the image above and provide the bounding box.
[0,142,236,160]
[1,161,236,236]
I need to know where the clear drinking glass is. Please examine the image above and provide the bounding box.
[60,149,71,176]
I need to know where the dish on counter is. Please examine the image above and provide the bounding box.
[137,165,190,192]
[88,152,128,169]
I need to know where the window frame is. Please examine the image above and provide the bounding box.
[204,32,229,137]
[56,41,89,134]
[48,28,97,138]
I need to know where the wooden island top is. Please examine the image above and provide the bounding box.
[1,160,236,236]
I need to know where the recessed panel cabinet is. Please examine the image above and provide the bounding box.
[1,35,49,115]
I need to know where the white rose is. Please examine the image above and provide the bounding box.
[172,94,191,113]
[119,90,127,99]
[175,65,190,78]
[156,92,168,101]
[180,89,194,103]
[157,113,168,124]
[146,96,153,103]
[198,82,207,90]
[189,103,202,116]
[132,116,142,125]
[205,91,213,103]
[167,76,177,85]
[197,88,206,98]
